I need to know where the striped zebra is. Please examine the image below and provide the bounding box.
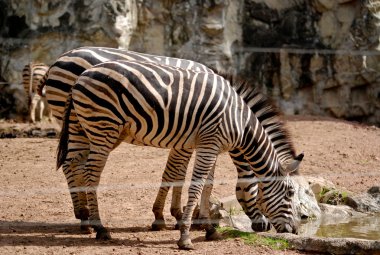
[22,62,52,123]
[37,46,223,230]
[56,60,303,249]
[39,46,288,234]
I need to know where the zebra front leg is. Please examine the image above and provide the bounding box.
[177,147,218,250]
[152,149,193,231]
[250,209,271,232]
[236,176,271,232]
[198,164,221,241]
[230,149,272,232]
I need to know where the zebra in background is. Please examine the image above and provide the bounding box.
[22,62,52,123]
[56,60,303,249]
[38,46,299,235]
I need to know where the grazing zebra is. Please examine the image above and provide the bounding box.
[56,60,303,249]
[39,46,287,234]
[22,62,51,123]
[37,46,222,230]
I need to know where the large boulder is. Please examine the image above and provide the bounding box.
[293,175,321,219]
[345,186,380,213]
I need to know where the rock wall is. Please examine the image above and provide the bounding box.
[0,0,379,125]
[241,0,380,124]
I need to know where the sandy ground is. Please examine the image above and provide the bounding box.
[0,116,379,254]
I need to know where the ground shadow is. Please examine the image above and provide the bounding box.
[0,220,207,247]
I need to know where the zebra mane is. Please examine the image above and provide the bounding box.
[216,70,297,164]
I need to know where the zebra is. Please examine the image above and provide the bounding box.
[22,62,52,123]
[39,46,294,234]
[56,60,303,249]
[37,46,223,231]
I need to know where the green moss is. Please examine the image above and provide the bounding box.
[319,187,349,205]
[319,186,330,198]
[227,206,243,216]
[217,227,291,250]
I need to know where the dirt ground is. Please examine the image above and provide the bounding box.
[0,116,379,254]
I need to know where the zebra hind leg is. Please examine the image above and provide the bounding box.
[37,98,44,122]
[29,94,38,123]
[63,117,92,233]
[83,143,113,240]
[151,179,170,231]
[151,149,192,231]
[62,148,91,233]
[170,149,192,230]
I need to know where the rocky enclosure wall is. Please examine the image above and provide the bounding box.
[0,0,379,125]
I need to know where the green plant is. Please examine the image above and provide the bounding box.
[319,186,330,198]
[227,206,242,216]
[217,227,291,250]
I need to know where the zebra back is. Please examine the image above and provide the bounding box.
[42,46,214,121]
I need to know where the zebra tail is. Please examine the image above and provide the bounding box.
[56,93,73,170]
[37,71,49,96]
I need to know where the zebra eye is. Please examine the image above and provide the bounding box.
[287,188,295,197]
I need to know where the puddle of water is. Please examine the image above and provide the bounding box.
[229,212,380,240]
[221,195,380,241]
[300,213,380,241]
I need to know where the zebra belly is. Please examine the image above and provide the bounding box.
[120,120,198,150]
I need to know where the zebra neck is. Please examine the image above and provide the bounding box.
[241,117,282,179]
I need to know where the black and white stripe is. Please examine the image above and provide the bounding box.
[56,60,303,249]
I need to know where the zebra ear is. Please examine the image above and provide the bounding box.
[285,153,304,174]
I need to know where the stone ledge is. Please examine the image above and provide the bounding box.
[258,232,380,255]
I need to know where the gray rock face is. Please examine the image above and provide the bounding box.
[346,186,380,213]
[0,0,379,125]
[241,0,380,125]
[292,175,321,219]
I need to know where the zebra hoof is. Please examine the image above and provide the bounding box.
[205,228,221,241]
[75,208,90,220]
[251,222,271,232]
[95,228,111,240]
[80,224,92,234]
[177,237,194,250]
[190,222,203,230]
[151,220,166,231]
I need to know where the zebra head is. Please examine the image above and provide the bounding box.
[256,153,304,234]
